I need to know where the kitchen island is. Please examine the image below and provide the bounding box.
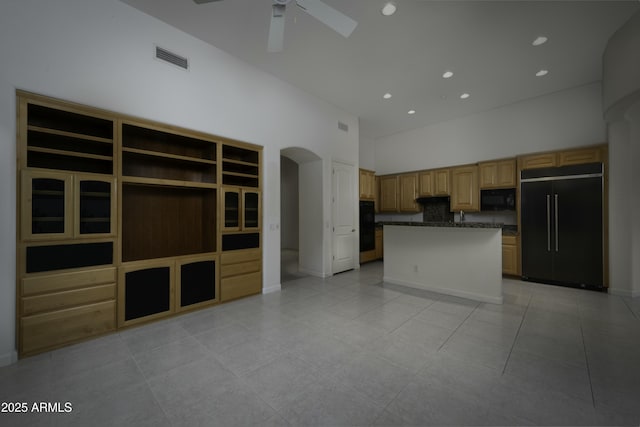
[381,222,503,304]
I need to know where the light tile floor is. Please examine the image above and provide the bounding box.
[2,261,640,426]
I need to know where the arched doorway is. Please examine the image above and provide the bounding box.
[280,147,323,283]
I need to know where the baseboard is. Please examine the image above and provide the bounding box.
[608,287,640,298]
[298,267,328,278]
[262,283,281,294]
[0,349,18,367]
[383,276,504,305]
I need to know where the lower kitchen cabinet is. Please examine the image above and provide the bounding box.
[375,228,383,259]
[502,234,519,276]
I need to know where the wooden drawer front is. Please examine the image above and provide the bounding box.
[22,267,116,296]
[559,148,602,166]
[502,235,517,245]
[221,248,261,265]
[22,283,115,316]
[221,272,262,302]
[21,300,115,355]
[519,153,557,170]
[221,260,261,278]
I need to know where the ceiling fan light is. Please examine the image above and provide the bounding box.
[442,71,454,79]
[381,2,397,16]
[383,93,392,99]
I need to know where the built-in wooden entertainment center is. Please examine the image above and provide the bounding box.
[16,91,263,357]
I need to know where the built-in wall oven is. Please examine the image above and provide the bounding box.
[359,201,375,252]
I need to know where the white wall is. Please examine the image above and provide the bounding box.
[280,156,299,250]
[0,0,359,365]
[603,10,640,297]
[602,11,640,115]
[359,134,376,171]
[374,83,606,175]
[299,159,325,277]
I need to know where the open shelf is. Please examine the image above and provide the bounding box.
[222,145,258,164]
[122,123,217,183]
[121,176,216,189]
[122,184,217,262]
[28,103,113,140]
[122,123,216,161]
[28,150,113,175]
[122,147,217,165]
[122,150,216,183]
[222,145,259,188]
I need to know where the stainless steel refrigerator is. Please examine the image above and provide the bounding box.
[520,163,604,289]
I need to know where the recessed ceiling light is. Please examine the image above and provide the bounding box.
[532,36,548,46]
[381,2,397,16]
[383,93,392,99]
[442,71,454,79]
[536,69,549,77]
[408,110,416,115]
[460,93,470,99]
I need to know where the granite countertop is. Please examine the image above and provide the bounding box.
[378,221,504,229]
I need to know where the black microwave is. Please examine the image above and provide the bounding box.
[481,188,516,211]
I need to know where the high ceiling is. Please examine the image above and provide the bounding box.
[120,0,639,139]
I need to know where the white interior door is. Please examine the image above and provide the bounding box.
[332,161,356,274]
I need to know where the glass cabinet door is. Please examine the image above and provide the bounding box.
[222,188,240,231]
[77,177,115,236]
[242,190,260,230]
[22,170,73,240]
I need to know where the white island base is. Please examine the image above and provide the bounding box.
[383,224,503,304]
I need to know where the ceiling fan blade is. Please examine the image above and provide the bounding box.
[192,0,224,4]
[295,0,357,38]
[268,4,286,53]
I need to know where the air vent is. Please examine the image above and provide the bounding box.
[155,46,189,70]
[338,121,349,132]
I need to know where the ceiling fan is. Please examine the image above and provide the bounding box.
[193,0,358,52]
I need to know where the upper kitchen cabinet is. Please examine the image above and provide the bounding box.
[518,144,606,171]
[517,152,558,170]
[558,146,605,166]
[379,175,399,212]
[479,159,516,189]
[359,168,376,200]
[418,168,450,197]
[399,173,420,212]
[450,164,479,212]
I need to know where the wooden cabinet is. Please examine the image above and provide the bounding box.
[558,146,603,166]
[17,93,118,356]
[418,168,450,197]
[220,248,262,302]
[375,228,383,259]
[359,169,376,200]
[479,159,516,189]
[399,173,420,212]
[220,143,262,298]
[20,267,116,356]
[518,146,605,171]
[22,171,116,241]
[450,165,479,212]
[17,91,263,357]
[501,234,519,276]
[379,175,399,212]
[222,188,261,232]
[518,152,558,170]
